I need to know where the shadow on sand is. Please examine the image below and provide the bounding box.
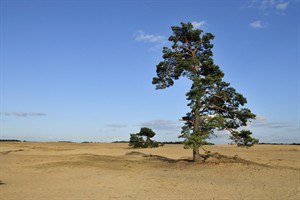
[126,151,272,168]
[126,151,192,163]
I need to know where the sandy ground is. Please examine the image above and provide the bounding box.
[0,142,299,200]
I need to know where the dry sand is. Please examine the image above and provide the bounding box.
[0,142,299,200]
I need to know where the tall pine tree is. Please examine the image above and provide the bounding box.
[153,22,258,162]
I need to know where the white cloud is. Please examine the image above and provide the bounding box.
[1,112,46,117]
[140,119,183,134]
[245,115,300,143]
[259,0,276,9]
[191,20,206,29]
[149,42,167,51]
[251,115,268,124]
[250,115,295,129]
[134,30,167,51]
[248,0,291,13]
[134,30,165,43]
[106,124,127,128]
[276,2,289,10]
[249,20,264,28]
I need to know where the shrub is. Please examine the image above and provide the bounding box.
[229,130,259,147]
[129,133,144,148]
[129,127,160,148]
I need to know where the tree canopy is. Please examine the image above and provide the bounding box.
[137,127,156,138]
[129,127,159,148]
[152,22,258,162]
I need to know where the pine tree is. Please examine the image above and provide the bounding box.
[153,22,258,162]
[129,127,159,148]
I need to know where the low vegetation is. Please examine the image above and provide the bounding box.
[129,127,161,148]
[0,139,22,142]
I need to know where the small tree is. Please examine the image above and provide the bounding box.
[152,22,258,162]
[129,133,144,148]
[129,127,159,148]
[230,130,259,147]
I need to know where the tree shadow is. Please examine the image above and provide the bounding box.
[0,180,6,185]
[126,151,272,167]
[126,151,193,163]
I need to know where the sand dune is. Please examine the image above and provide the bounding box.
[0,142,299,199]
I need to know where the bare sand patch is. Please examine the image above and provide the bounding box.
[0,142,299,199]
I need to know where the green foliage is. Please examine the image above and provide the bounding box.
[229,130,259,147]
[152,22,258,159]
[129,133,145,148]
[0,139,22,142]
[137,127,156,138]
[129,127,160,148]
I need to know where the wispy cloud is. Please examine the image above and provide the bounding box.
[134,30,167,51]
[106,124,127,128]
[276,2,289,10]
[191,20,206,29]
[140,119,182,134]
[250,115,294,129]
[134,30,165,43]
[246,115,300,143]
[259,0,276,9]
[1,112,46,117]
[249,20,265,28]
[248,0,291,14]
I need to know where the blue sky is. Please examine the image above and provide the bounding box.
[1,0,299,143]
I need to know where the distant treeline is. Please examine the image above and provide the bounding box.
[258,142,300,145]
[58,141,74,143]
[112,141,129,143]
[161,141,183,144]
[0,139,23,142]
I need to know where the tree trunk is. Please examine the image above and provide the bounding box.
[192,102,201,162]
[192,68,202,162]
[193,147,201,162]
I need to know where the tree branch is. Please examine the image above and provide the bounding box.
[212,94,225,99]
[183,36,200,75]
[209,104,229,112]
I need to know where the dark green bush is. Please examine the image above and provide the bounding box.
[129,133,144,148]
[229,130,259,147]
[129,127,160,148]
